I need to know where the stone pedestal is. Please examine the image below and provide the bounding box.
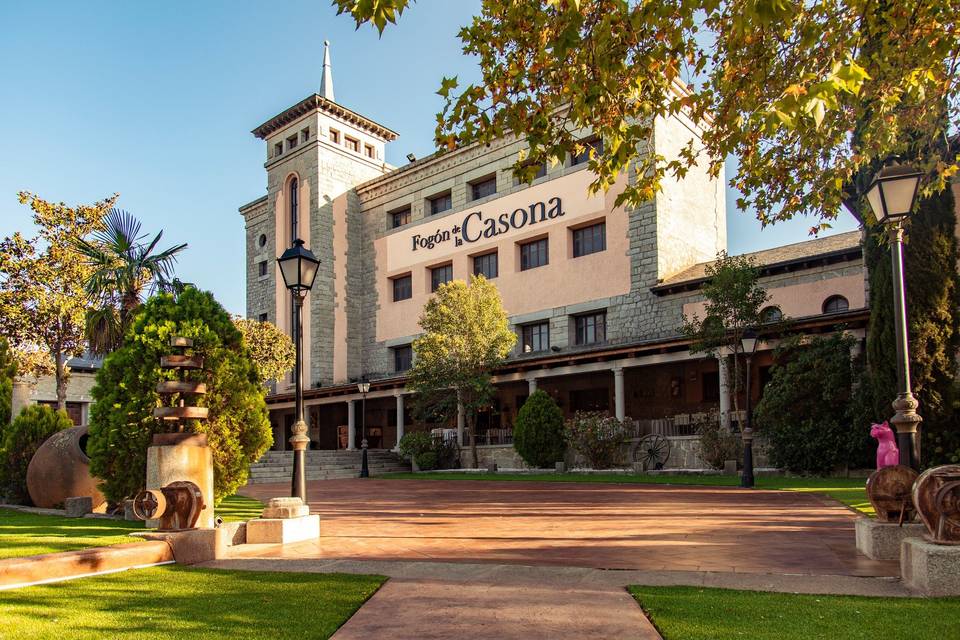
[246,515,320,544]
[145,433,214,529]
[245,497,319,545]
[901,537,960,596]
[65,496,93,518]
[854,517,925,560]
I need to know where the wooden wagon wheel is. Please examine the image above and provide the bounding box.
[633,434,671,471]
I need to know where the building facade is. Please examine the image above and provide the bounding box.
[241,48,868,465]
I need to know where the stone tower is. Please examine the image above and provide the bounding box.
[241,41,398,391]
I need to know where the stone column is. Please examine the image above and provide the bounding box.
[718,354,731,430]
[347,399,356,450]
[457,394,465,446]
[527,377,538,394]
[10,379,31,422]
[394,393,405,451]
[613,367,625,421]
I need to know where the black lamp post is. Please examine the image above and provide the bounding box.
[864,163,923,470]
[357,379,370,478]
[277,238,320,502]
[740,328,760,488]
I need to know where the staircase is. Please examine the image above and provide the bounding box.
[247,449,411,484]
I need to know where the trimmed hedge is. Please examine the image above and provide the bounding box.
[513,390,566,468]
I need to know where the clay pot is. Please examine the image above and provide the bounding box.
[26,425,107,511]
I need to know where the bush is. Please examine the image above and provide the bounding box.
[414,450,439,471]
[754,332,870,475]
[0,404,72,504]
[0,338,15,426]
[513,390,566,468]
[695,413,741,470]
[565,411,631,469]
[87,288,272,504]
[398,431,433,459]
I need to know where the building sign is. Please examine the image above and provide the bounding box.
[382,169,604,272]
[411,197,565,252]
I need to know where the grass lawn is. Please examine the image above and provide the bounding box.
[382,472,874,515]
[0,508,143,559]
[629,585,960,640]
[216,494,263,521]
[0,565,384,640]
[0,494,265,560]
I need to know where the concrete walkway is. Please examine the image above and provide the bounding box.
[221,479,906,638]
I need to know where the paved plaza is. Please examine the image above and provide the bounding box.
[239,478,896,577]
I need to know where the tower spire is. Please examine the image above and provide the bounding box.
[320,40,335,102]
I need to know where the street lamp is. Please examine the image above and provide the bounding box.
[865,163,924,469]
[357,379,370,478]
[277,238,320,502]
[740,328,760,488]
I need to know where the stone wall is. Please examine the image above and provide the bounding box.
[458,436,770,472]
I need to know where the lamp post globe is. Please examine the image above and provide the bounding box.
[740,328,760,488]
[277,238,320,503]
[358,380,371,478]
[864,163,923,470]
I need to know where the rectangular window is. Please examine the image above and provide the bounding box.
[389,207,411,229]
[428,191,452,216]
[273,142,283,157]
[393,345,413,372]
[286,135,298,151]
[473,251,498,279]
[392,275,412,302]
[364,144,375,159]
[300,128,310,143]
[575,311,607,345]
[572,136,603,166]
[513,161,547,184]
[520,238,549,271]
[430,263,453,292]
[258,260,268,277]
[521,322,550,353]
[258,313,268,322]
[470,175,497,201]
[329,128,340,144]
[573,222,606,257]
[345,136,360,153]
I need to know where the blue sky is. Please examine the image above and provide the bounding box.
[0,1,859,315]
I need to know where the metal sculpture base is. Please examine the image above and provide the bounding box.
[866,465,918,523]
[855,517,925,560]
[913,465,960,544]
[145,433,214,529]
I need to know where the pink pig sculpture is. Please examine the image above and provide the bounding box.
[870,421,900,469]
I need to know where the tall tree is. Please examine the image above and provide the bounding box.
[680,252,770,421]
[0,192,115,409]
[338,0,958,227]
[408,275,516,467]
[0,339,16,425]
[233,317,296,384]
[73,208,187,355]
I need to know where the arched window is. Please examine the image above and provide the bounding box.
[289,177,299,242]
[822,295,849,314]
[760,306,783,323]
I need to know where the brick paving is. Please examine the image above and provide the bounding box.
[239,478,897,577]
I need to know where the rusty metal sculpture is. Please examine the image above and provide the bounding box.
[913,464,960,544]
[132,480,205,531]
[866,464,919,523]
[154,336,208,431]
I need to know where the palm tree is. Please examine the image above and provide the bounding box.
[73,208,187,354]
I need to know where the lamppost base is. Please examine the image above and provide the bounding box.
[741,432,755,489]
[290,419,310,502]
[891,392,922,470]
[359,439,370,478]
